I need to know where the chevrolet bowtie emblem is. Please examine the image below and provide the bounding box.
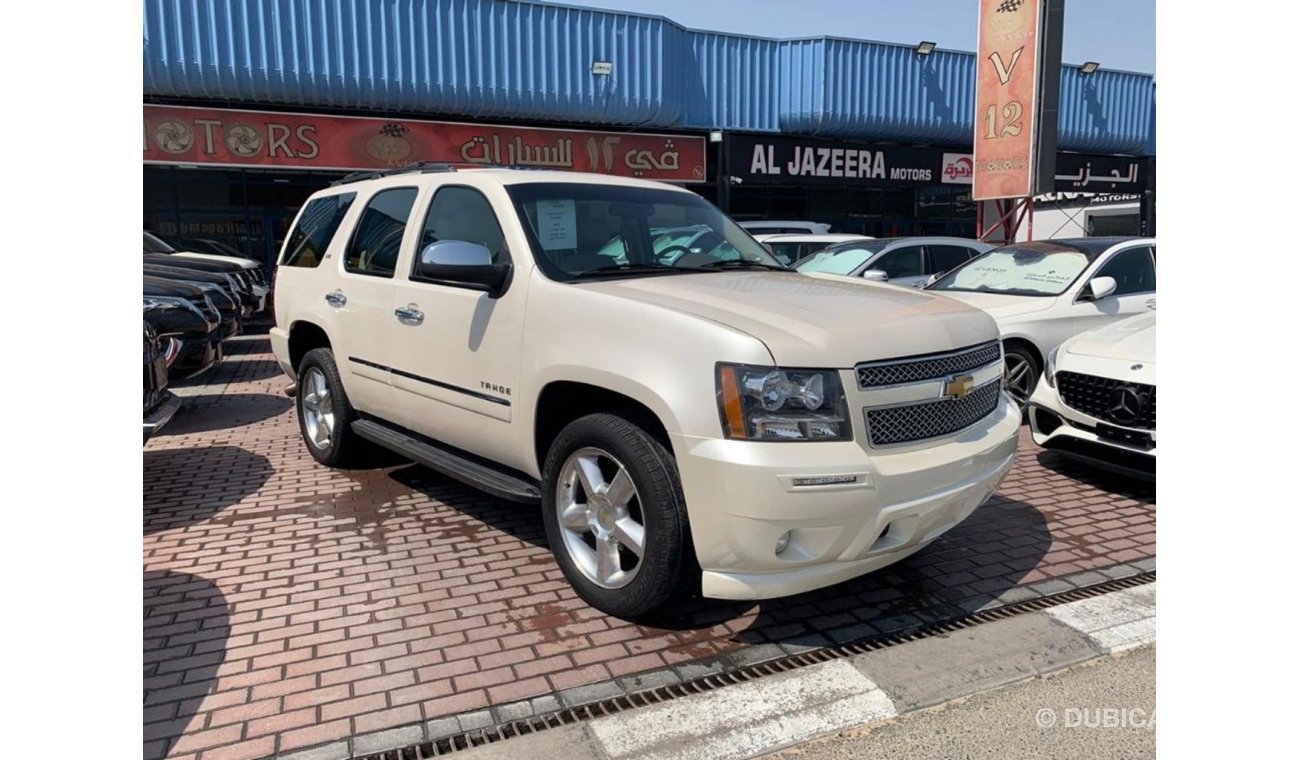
[943,373,975,400]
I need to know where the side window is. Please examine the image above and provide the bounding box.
[1094,247,1155,295]
[280,193,356,268]
[928,245,977,275]
[873,246,925,279]
[343,188,418,277]
[419,186,507,263]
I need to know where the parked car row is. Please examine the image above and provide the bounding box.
[141,230,270,441]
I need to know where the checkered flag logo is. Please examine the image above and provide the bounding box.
[997,0,1024,12]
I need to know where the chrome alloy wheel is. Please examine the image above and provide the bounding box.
[555,447,646,589]
[1003,353,1035,404]
[300,367,335,450]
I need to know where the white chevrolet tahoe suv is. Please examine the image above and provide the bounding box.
[270,165,1021,618]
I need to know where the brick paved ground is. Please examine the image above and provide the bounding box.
[144,332,1156,760]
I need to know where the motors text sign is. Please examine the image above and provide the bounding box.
[142,105,706,182]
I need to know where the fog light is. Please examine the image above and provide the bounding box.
[775,531,792,555]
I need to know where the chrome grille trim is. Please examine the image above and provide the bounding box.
[856,341,1001,389]
[864,380,1003,447]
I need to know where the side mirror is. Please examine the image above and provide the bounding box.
[925,273,940,286]
[1081,275,1117,302]
[862,269,889,282]
[416,240,511,297]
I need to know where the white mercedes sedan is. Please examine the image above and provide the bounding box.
[1026,312,1156,480]
[926,237,1156,404]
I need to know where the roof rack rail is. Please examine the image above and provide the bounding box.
[331,162,458,186]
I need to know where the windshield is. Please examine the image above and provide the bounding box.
[144,231,175,254]
[930,245,1091,296]
[795,241,889,275]
[506,183,783,281]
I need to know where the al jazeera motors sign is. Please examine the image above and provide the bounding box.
[972,0,1064,200]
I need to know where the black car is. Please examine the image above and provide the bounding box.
[146,270,240,335]
[143,280,221,380]
[146,231,269,298]
[144,266,245,335]
[144,320,182,443]
[144,262,250,317]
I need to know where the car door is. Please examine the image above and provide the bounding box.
[867,244,927,287]
[387,183,527,459]
[1043,244,1157,352]
[328,185,421,420]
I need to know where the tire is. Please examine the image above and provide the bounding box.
[1002,343,1041,406]
[541,413,692,618]
[296,347,364,467]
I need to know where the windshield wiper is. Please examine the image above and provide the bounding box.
[689,259,789,272]
[571,262,686,279]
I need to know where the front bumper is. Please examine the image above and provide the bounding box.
[1027,379,1156,480]
[672,393,1020,600]
[143,391,182,443]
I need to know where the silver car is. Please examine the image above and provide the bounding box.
[794,236,993,288]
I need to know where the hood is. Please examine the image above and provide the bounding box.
[927,290,1057,321]
[576,271,998,366]
[144,276,205,298]
[145,253,244,274]
[173,251,262,270]
[1066,312,1156,363]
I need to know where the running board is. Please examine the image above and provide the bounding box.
[351,419,541,503]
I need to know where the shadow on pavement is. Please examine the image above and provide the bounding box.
[143,570,228,760]
[143,446,273,534]
[161,392,292,435]
[1035,450,1156,504]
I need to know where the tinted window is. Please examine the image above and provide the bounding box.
[873,246,925,279]
[281,193,357,268]
[344,188,417,277]
[929,245,976,275]
[420,186,507,263]
[1094,246,1155,295]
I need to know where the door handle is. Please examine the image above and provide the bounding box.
[394,304,424,325]
[324,290,347,308]
[1145,298,1157,310]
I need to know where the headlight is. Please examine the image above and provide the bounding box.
[1044,346,1060,388]
[716,364,851,441]
[143,295,203,317]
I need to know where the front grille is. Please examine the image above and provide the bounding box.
[856,341,1001,388]
[1056,371,1156,430]
[865,380,1002,446]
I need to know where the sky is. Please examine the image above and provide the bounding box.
[553,0,1155,75]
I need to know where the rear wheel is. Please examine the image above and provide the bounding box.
[296,348,364,467]
[541,413,691,618]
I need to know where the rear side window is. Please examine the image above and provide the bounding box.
[929,245,977,275]
[344,188,419,277]
[280,193,356,268]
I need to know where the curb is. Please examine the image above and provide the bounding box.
[275,569,1155,760]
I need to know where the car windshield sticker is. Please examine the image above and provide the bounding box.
[952,251,1087,294]
[536,199,577,250]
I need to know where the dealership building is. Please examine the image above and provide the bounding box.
[143,0,1156,265]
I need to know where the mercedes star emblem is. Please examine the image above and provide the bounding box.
[1107,385,1144,426]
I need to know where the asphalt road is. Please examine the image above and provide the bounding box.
[765,645,1156,760]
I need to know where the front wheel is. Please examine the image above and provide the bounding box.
[1002,344,1041,406]
[541,413,692,618]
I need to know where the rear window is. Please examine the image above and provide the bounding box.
[280,193,357,268]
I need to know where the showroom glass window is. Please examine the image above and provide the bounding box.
[419,186,508,263]
[344,188,417,277]
[1094,246,1156,295]
[280,192,357,268]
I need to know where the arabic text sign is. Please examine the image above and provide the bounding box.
[143,105,706,182]
[973,0,1044,200]
[940,152,1149,194]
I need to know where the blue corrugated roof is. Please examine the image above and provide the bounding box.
[143,0,1155,154]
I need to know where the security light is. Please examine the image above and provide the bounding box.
[915,41,937,56]
[1080,61,1100,75]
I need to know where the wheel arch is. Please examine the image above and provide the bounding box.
[533,380,675,477]
[288,320,331,375]
[1001,336,1043,368]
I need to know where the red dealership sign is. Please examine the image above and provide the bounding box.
[143,105,706,182]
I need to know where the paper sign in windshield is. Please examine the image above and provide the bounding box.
[536,199,577,250]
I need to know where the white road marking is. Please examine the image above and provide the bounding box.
[1045,582,1156,653]
[589,659,897,760]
